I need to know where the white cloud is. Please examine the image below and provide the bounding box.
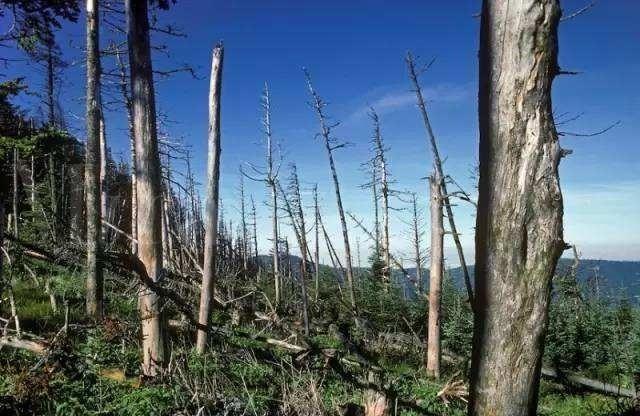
[348,83,473,121]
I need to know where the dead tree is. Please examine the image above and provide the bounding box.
[238,169,249,272]
[99,114,108,236]
[85,0,103,321]
[279,165,311,334]
[126,0,166,375]
[196,43,224,354]
[370,109,391,287]
[244,83,282,307]
[426,176,443,379]
[313,184,320,301]
[406,53,474,309]
[114,44,138,254]
[250,196,258,261]
[469,1,564,414]
[304,69,357,314]
[409,192,424,294]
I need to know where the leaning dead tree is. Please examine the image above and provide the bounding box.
[469,1,565,415]
[406,53,474,309]
[304,69,357,315]
[244,83,282,307]
[126,0,166,376]
[85,0,103,321]
[196,43,224,354]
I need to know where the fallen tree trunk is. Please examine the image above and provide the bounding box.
[0,336,47,355]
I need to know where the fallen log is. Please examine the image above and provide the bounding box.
[541,367,637,399]
[0,336,47,355]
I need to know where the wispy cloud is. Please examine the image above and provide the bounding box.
[348,83,473,122]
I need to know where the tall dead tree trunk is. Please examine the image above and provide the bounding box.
[85,0,103,321]
[196,43,223,354]
[260,84,281,307]
[410,193,423,294]
[239,170,248,272]
[370,110,391,286]
[126,0,166,375]
[406,54,474,309]
[99,114,108,234]
[469,1,564,414]
[279,167,311,335]
[251,196,258,261]
[114,45,138,254]
[426,176,443,379]
[304,70,357,315]
[313,184,320,301]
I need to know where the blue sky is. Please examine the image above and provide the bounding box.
[3,0,639,265]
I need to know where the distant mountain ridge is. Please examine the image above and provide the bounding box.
[254,254,640,299]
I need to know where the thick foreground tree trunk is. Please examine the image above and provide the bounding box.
[469,1,564,415]
[196,43,223,353]
[85,0,103,321]
[426,176,443,379]
[126,0,166,376]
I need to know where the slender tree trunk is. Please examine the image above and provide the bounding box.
[411,193,423,294]
[251,196,258,261]
[115,45,138,255]
[0,200,4,290]
[313,185,320,302]
[407,54,474,309]
[239,172,248,272]
[371,110,391,286]
[48,153,57,238]
[85,0,103,321]
[426,176,443,379]
[469,1,564,414]
[99,114,108,237]
[196,43,223,354]
[304,72,357,314]
[126,0,166,376]
[372,169,380,256]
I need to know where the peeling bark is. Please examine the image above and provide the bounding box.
[469,1,564,414]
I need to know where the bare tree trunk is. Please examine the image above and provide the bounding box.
[469,1,564,414]
[313,184,320,302]
[372,169,380,257]
[196,43,223,354]
[85,0,103,321]
[426,176,443,379]
[304,71,357,315]
[0,201,4,292]
[99,114,108,237]
[251,196,258,261]
[407,54,474,309]
[261,85,281,308]
[126,0,166,376]
[278,169,311,335]
[411,193,423,294]
[239,171,248,272]
[12,148,18,238]
[371,110,391,286]
[114,45,138,255]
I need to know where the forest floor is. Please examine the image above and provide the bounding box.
[0,269,637,416]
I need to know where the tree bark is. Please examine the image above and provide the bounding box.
[196,43,223,354]
[313,184,320,302]
[426,176,443,379]
[85,0,103,321]
[126,0,166,376]
[469,1,564,414]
